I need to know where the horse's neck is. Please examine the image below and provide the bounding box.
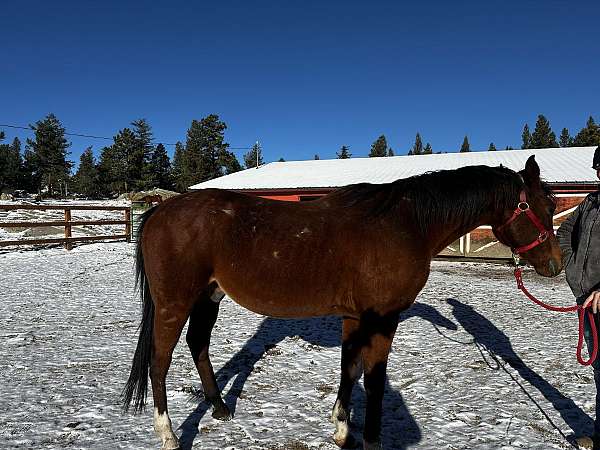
[424,197,501,257]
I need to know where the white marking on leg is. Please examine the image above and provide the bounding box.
[331,398,341,423]
[154,407,179,450]
[331,399,349,446]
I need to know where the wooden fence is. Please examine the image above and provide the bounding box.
[0,204,131,250]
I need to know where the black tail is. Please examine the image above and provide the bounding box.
[122,206,159,413]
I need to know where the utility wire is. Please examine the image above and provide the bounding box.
[0,123,253,149]
[1,124,113,141]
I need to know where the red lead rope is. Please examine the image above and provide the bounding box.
[514,267,598,366]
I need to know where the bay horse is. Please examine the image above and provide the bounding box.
[123,156,562,449]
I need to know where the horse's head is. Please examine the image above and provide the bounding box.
[493,156,563,277]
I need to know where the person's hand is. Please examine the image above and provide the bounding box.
[583,291,600,313]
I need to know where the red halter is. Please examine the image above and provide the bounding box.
[496,190,553,256]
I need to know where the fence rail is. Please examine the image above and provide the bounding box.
[0,204,130,211]
[0,204,131,250]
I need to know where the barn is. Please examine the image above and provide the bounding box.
[190,146,599,259]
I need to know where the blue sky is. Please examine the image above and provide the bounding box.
[1,1,599,166]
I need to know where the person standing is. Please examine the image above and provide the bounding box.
[557,146,600,449]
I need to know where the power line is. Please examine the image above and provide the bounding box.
[0,123,253,149]
[1,124,114,142]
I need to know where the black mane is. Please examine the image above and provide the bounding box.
[326,165,538,235]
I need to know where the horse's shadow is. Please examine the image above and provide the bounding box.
[447,297,594,443]
[178,302,456,449]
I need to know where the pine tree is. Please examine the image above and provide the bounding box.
[336,145,351,159]
[530,114,558,148]
[505,146,514,150]
[147,143,173,190]
[243,142,264,169]
[97,128,137,195]
[21,147,40,194]
[460,136,470,152]
[314,154,320,160]
[0,137,23,191]
[0,138,10,192]
[219,149,242,174]
[522,124,531,149]
[26,113,72,197]
[116,128,139,192]
[409,133,424,156]
[171,142,187,192]
[423,143,433,155]
[488,142,497,151]
[12,138,24,190]
[96,146,112,196]
[387,147,394,157]
[73,147,99,197]
[278,157,285,162]
[573,116,600,147]
[184,115,232,183]
[131,119,155,190]
[559,128,572,147]
[98,144,125,195]
[369,135,388,157]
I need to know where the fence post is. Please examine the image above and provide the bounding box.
[125,208,131,242]
[64,208,72,250]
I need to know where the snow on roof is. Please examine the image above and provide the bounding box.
[189,146,599,190]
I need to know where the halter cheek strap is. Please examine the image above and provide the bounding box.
[497,190,553,256]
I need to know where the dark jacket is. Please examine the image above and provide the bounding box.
[557,191,600,299]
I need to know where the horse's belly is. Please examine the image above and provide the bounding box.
[213,272,352,319]
[211,240,430,319]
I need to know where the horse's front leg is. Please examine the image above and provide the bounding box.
[360,313,399,450]
[331,317,363,447]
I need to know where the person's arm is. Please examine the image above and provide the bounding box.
[557,201,584,266]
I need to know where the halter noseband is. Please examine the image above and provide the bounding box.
[496,190,553,256]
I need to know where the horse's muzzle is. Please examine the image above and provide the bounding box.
[548,259,562,277]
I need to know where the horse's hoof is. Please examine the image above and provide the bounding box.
[212,405,232,421]
[161,436,180,450]
[363,439,382,450]
[332,433,358,448]
[575,436,594,449]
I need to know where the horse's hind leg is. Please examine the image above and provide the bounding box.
[186,285,232,420]
[151,302,192,449]
[331,317,363,448]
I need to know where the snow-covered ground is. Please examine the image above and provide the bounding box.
[0,242,594,449]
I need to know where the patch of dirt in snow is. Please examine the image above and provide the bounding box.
[0,246,594,449]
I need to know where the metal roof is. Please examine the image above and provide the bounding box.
[190,146,599,190]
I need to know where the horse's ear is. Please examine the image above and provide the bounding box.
[522,155,541,185]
